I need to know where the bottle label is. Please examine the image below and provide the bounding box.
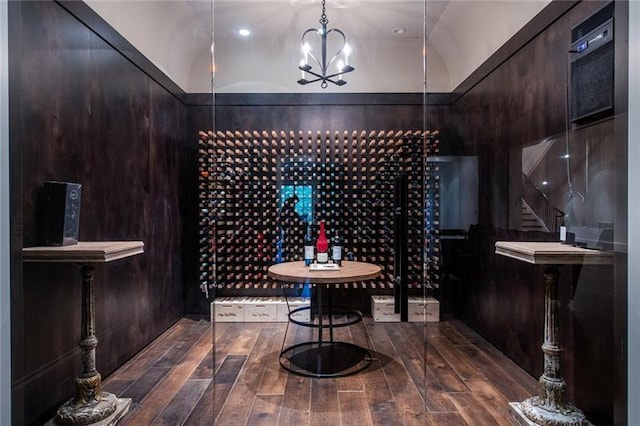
[304,246,314,259]
[332,246,342,260]
[317,252,329,263]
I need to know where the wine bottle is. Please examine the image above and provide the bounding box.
[304,224,315,266]
[316,220,329,263]
[332,229,343,266]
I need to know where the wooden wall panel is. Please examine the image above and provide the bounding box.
[9,2,188,424]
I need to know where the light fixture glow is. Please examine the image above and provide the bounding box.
[393,27,407,35]
[542,181,548,186]
[562,154,570,159]
[238,28,251,37]
[297,0,354,88]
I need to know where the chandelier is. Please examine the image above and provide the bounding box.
[297,0,354,89]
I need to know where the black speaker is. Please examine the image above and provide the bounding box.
[39,181,82,246]
[570,6,614,124]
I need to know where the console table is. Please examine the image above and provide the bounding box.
[267,260,381,378]
[23,241,144,426]
[495,241,613,426]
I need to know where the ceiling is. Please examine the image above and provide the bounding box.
[85,0,550,94]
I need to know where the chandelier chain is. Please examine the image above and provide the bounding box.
[320,0,328,25]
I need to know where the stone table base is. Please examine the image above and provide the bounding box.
[45,397,131,426]
[510,401,593,426]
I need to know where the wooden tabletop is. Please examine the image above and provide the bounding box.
[268,260,382,284]
[495,241,614,265]
[23,241,144,263]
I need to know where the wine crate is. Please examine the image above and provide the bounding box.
[243,297,279,322]
[211,297,244,322]
[211,297,311,322]
[276,297,311,322]
[371,295,400,322]
[371,295,440,322]
[408,296,440,323]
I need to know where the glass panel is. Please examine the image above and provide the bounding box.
[210,0,429,419]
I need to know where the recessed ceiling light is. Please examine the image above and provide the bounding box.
[238,28,251,37]
[393,27,407,35]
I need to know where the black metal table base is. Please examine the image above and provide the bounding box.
[280,341,372,378]
[280,284,372,378]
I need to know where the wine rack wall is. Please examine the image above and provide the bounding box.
[197,129,440,296]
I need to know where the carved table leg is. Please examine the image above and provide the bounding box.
[513,266,589,426]
[52,264,130,425]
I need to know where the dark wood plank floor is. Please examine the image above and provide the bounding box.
[103,316,538,425]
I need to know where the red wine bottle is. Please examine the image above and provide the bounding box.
[316,220,329,263]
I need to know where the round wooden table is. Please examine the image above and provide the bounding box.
[267,260,381,378]
[268,260,381,283]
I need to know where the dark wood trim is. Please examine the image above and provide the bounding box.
[451,0,578,103]
[425,92,453,105]
[184,92,452,107]
[180,93,213,106]
[54,0,186,100]
[210,92,426,107]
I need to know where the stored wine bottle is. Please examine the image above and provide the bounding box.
[332,230,343,266]
[304,224,315,266]
[316,220,329,263]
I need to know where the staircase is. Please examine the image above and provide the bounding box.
[521,174,564,233]
[522,199,548,232]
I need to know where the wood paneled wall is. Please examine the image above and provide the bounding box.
[9,2,193,424]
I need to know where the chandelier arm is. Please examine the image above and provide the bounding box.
[323,68,354,80]
[298,0,353,88]
[299,67,325,80]
[324,28,346,71]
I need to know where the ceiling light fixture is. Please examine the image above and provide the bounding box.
[297,0,354,88]
[238,28,251,37]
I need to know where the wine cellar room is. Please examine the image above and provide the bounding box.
[4,0,639,425]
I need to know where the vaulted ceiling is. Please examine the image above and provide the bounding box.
[86,0,550,93]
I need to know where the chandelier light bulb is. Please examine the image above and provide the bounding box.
[302,43,311,64]
[343,43,351,65]
[300,59,306,79]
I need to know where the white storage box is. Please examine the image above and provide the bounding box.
[371,295,440,322]
[212,297,244,322]
[277,298,311,322]
[371,295,400,322]
[408,296,440,323]
[244,297,278,322]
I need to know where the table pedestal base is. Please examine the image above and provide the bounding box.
[280,341,371,378]
[45,396,131,426]
[509,400,591,426]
